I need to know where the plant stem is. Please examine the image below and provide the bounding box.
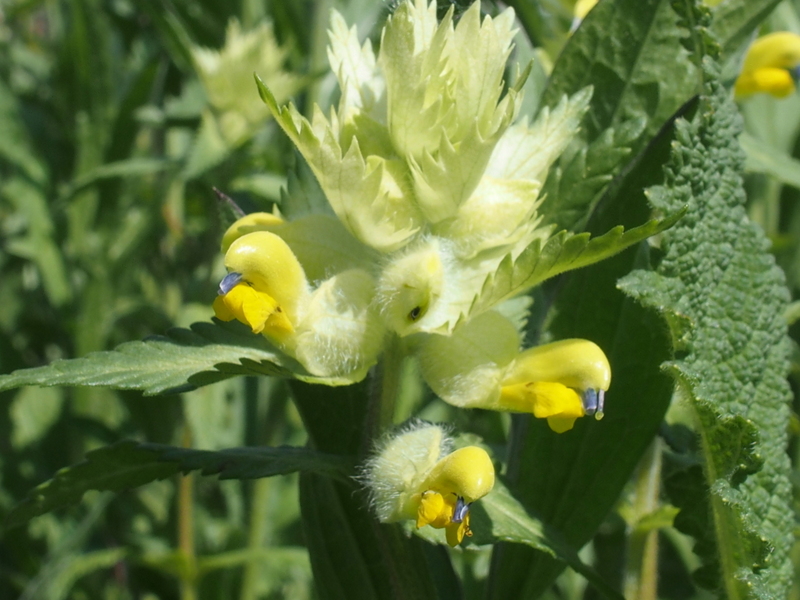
[178,426,197,600]
[623,437,662,600]
[239,478,271,600]
[364,334,404,450]
[241,379,285,600]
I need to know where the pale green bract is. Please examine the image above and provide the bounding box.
[189,19,303,156]
[257,0,668,341]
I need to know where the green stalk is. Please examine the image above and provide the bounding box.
[241,379,286,600]
[178,427,198,600]
[623,438,662,600]
[239,478,272,600]
[364,334,404,450]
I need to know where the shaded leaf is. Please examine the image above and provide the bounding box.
[486,45,689,600]
[6,440,353,529]
[540,117,647,232]
[541,0,700,156]
[473,482,624,600]
[291,381,453,600]
[711,0,783,62]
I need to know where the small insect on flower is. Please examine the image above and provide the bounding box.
[361,422,495,547]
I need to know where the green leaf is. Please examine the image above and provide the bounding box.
[711,0,783,62]
[472,482,624,600]
[541,0,701,156]
[469,213,682,318]
[31,547,128,600]
[148,443,354,482]
[0,320,360,397]
[6,442,176,530]
[6,439,353,529]
[618,63,794,597]
[540,117,647,232]
[2,176,72,306]
[59,158,175,201]
[739,131,800,190]
[487,83,680,599]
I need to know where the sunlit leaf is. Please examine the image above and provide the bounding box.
[0,320,361,397]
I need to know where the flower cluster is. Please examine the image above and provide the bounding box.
[213,0,614,542]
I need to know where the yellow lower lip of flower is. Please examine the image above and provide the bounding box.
[500,380,585,433]
[415,491,472,547]
[213,282,294,336]
[735,67,796,98]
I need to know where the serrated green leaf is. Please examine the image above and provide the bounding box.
[618,63,794,597]
[540,117,647,232]
[0,320,359,397]
[470,213,681,318]
[6,439,353,529]
[146,443,355,482]
[6,442,177,530]
[541,0,701,156]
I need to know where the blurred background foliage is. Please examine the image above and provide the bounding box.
[0,0,799,598]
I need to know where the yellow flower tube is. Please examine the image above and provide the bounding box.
[499,339,611,433]
[417,312,611,433]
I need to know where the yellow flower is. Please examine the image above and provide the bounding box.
[734,32,800,99]
[412,446,494,546]
[417,311,611,433]
[214,230,309,345]
[410,445,494,546]
[499,339,611,433]
[363,424,495,547]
